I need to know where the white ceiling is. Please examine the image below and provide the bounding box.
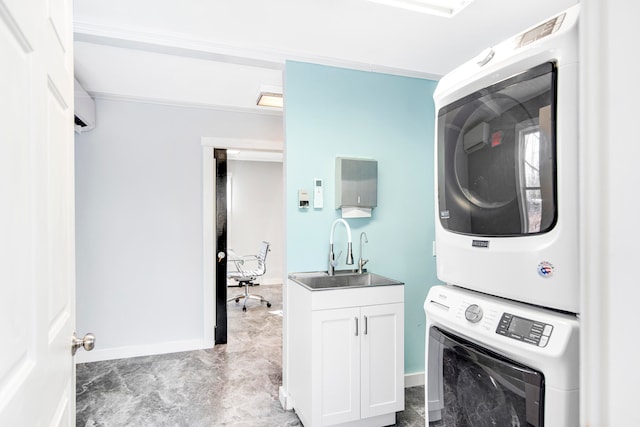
[73,0,578,115]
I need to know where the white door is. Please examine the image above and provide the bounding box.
[312,307,361,426]
[361,303,404,419]
[0,0,77,425]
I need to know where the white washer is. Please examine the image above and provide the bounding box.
[425,285,579,426]
[434,5,580,313]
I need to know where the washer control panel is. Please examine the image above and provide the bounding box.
[496,313,553,347]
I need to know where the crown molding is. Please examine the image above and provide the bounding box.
[73,20,441,81]
[89,91,283,117]
[74,20,284,70]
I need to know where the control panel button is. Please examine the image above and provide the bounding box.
[465,304,483,323]
[539,335,549,347]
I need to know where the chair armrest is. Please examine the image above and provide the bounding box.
[227,254,258,272]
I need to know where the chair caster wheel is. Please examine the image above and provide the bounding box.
[242,306,247,312]
[267,302,272,308]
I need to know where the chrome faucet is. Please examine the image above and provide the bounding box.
[328,218,354,276]
[358,232,369,274]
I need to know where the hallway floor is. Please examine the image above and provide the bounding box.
[76,285,426,426]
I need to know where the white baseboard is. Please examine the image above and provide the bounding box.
[74,338,208,364]
[404,371,425,388]
[279,386,294,410]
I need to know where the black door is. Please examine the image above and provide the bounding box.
[215,149,227,344]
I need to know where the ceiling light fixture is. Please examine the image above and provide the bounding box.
[256,92,283,108]
[367,0,474,17]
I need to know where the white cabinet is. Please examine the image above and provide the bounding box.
[313,303,404,426]
[288,280,404,427]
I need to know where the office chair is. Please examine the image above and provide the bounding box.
[227,241,272,312]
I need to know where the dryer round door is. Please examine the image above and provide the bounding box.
[437,62,558,237]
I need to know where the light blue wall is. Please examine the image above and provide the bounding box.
[284,61,441,374]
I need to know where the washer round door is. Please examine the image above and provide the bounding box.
[428,326,545,427]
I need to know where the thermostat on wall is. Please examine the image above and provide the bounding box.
[313,178,323,209]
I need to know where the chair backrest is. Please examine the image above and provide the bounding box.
[256,241,270,275]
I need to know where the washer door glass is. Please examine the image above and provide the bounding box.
[437,62,557,237]
[429,327,545,427]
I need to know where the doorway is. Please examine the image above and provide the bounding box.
[202,138,284,345]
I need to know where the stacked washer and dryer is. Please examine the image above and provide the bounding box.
[425,5,580,427]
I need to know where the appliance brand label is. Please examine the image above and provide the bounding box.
[538,261,555,278]
[440,210,450,219]
[472,240,489,248]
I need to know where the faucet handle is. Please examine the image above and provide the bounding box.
[357,258,369,274]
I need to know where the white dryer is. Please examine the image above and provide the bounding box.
[425,285,579,426]
[434,5,580,313]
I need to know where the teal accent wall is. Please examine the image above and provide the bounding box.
[284,61,441,374]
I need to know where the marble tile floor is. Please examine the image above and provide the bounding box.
[76,284,425,426]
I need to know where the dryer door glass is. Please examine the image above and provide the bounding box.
[428,327,545,426]
[437,62,557,237]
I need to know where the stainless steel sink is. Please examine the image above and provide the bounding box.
[289,271,403,290]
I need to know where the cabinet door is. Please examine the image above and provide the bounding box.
[360,303,405,419]
[312,307,361,426]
